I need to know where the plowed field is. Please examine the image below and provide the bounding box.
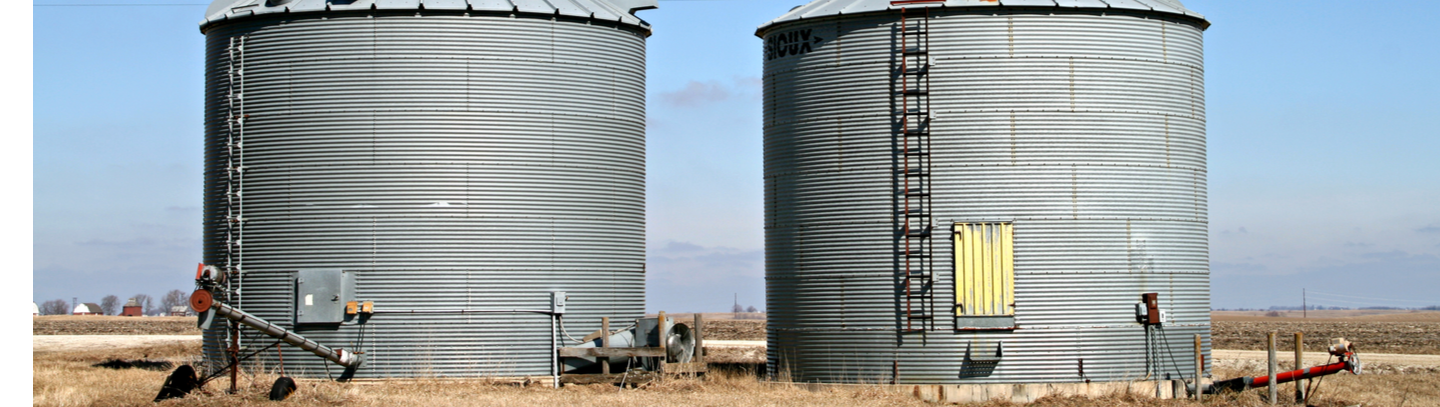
[33,316,200,336]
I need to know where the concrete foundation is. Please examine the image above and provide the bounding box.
[908,379,1203,404]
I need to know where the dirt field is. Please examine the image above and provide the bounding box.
[32,337,1440,407]
[33,316,200,335]
[677,319,765,341]
[1213,310,1440,322]
[1213,312,1440,355]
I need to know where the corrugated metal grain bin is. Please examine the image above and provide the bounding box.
[199,0,657,378]
[759,0,1210,384]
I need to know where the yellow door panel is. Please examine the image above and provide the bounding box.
[954,223,1015,317]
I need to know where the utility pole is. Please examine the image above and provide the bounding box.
[1303,288,1307,319]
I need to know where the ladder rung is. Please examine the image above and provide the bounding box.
[907,314,935,320]
[904,189,930,197]
[901,210,930,216]
[903,31,927,36]
[905,274,932,280]
[903,130,929,136]
[903,50,928,56]
[904,253,931,258]
[902,89,928,96]
[903,149,929,156]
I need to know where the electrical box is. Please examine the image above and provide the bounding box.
[296,269,355,324]
[1141,293,1161,325]
[551,291,566,315]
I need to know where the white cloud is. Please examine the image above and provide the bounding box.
[659,81,732,107]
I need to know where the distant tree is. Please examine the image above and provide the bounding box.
[133,294,156,315]
[100,295,121,315]
[732,303,744,313]
[40,299,70,315]
[161,290,189,314]
[746,305,758,313]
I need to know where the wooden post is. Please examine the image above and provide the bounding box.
[657,311,667,373]
[1194,334,1203,401]
[1268,332,1278,405]
[694,313,705,364]
[601,317,610,375]
[1294,332,1305,404]
[229,321,240,394]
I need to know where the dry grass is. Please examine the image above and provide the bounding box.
[34,340,1440,407]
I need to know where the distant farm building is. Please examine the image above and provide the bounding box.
[121,298,143,317]
[32,302,39,316]
[73,303,103,315]
[169,306,191,317]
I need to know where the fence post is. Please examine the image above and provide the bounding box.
[1194,333,1203,401]
[1268,332,1278,405]
[1294,332,1304,404]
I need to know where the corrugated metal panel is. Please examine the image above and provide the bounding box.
[954,223,1015,317]
[202,12,647,378]
[762,6,1207,384]
[756,0,1207,34]
[200,0,655,32]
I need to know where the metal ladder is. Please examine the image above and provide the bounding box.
[224,35,248,366]
[896,6,935,332]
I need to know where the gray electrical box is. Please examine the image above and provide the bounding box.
[296,269,354,324]
[551,291,566,315]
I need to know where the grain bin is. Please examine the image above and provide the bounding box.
[199,0,656,379]
[759,0,1210,386]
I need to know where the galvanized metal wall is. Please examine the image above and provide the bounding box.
[762,8,1209,384]
[201,10,648,378]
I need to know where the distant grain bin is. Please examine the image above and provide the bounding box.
[199,0,656,378]
[759,0,1210,386]
[121,298,143,317]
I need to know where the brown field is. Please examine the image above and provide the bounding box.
[1213,310,1440,322]
[33,315,200,336]
[676,319,765,341]
[1213,312,1440,355]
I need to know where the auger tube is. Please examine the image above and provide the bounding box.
[191,289,363,369]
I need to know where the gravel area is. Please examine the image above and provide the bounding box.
[32,335,202,353]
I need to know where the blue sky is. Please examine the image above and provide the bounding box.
[32,0,1439,312]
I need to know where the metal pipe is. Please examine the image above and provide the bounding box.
[551,315,559,388]
[191,290,362,369]
[1210,360,1353,393]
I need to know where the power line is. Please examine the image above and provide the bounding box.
[1306,291,1435,304]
